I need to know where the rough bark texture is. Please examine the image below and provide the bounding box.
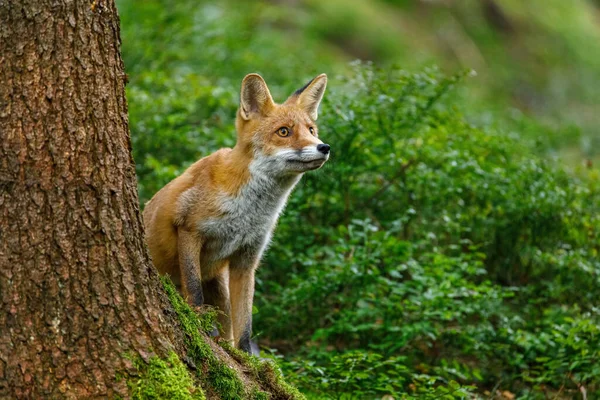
[0,1,186,397]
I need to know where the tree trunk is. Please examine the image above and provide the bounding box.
[0,0,188,397]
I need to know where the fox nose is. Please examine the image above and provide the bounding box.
[317,144,330,155]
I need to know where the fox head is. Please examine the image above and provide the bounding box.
[235,73,330,176]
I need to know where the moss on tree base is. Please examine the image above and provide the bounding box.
[127,277,303,399]
[129,352,206,400]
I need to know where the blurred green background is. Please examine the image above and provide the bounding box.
[117,0,600,398]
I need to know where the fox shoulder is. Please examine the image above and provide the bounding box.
[173,148,238,227]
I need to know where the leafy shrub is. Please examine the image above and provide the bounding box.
[270,349,474,399]
[256,64,600,398]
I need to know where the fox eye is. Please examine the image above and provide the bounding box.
[277,127,290,137]
[309,127,316,136]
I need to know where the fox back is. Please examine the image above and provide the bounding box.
[142,73,330,353]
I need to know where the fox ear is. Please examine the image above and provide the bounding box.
[239,74,275,121]
[292,74,327,120]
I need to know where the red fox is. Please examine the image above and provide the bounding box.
[143,73,329,353]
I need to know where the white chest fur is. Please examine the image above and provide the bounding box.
[199,157,301,265]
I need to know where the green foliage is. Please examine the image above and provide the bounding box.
[256,64,599,398]
[129,353,205,400]
[118,0,600,398]
[271,350,474,399]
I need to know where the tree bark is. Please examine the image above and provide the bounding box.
[0,1,186,397]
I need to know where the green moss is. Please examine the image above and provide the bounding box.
[220,342,305,400]
[161,276,247,399]
[129,352,205,400]
[257,362,305,400]
[251,388,269,400]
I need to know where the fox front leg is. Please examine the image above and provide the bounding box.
[202,269,233,343]
[228,249,259,354]
[178,228,204,307]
